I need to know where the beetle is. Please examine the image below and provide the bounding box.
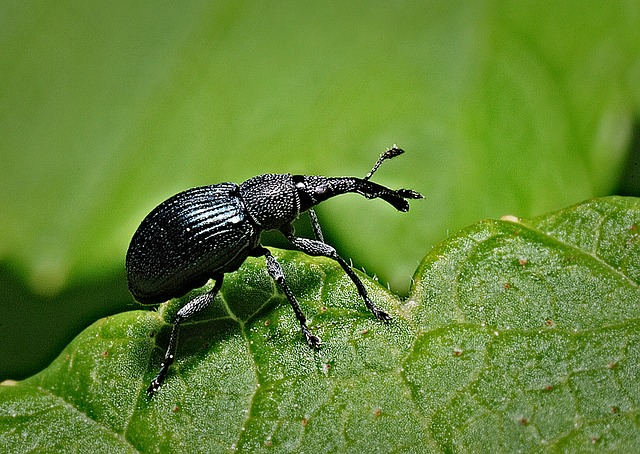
[126,145,422,395]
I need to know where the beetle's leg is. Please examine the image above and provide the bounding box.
[284,235,391,322]
[307,208,324,243]
[147,274,224,396]
[254,246,321,348]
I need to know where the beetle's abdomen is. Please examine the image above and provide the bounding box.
[126,183,257,304]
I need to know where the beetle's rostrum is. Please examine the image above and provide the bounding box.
[126,146,423,395]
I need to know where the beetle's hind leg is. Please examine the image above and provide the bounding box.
[147,274,224,396]
[284,234,391,323]
[253,246,321,348]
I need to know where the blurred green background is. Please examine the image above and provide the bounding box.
[1,1,639,381]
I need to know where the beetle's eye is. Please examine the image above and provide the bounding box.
[293,174,306,190]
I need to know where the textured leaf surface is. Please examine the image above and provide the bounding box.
[1,197,639,452]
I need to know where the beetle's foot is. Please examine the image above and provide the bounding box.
[147,372,165,396]
[147,367,168,396]
[302,326,322,349]
[372,307,392,323]
[146,359,172,397]
[147,378,162,396]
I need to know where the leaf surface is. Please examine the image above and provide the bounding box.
[1,197,639,452]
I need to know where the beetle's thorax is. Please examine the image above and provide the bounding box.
[239,173,300,230]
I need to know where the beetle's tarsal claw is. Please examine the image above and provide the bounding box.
[302,327,322,348]
[373,307,392,323]
[147,379,161,396]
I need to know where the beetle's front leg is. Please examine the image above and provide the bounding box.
[147,274,224,396]
[307,208,324,243]
[284,234,391,322]
[253,246,321,348]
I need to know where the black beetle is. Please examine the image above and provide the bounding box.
[126,146,422,395]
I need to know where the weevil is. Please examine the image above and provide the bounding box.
[126,146,422,394]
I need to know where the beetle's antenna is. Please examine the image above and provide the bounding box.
[364,145,405,181]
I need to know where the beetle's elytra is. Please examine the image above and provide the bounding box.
[126,146,422,395]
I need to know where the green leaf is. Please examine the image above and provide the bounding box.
[406,196,640,451]
[1,196,639,452]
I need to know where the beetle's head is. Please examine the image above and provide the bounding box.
[293,146,422,213]
[293,174,422,213]
[292,175,337,212]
